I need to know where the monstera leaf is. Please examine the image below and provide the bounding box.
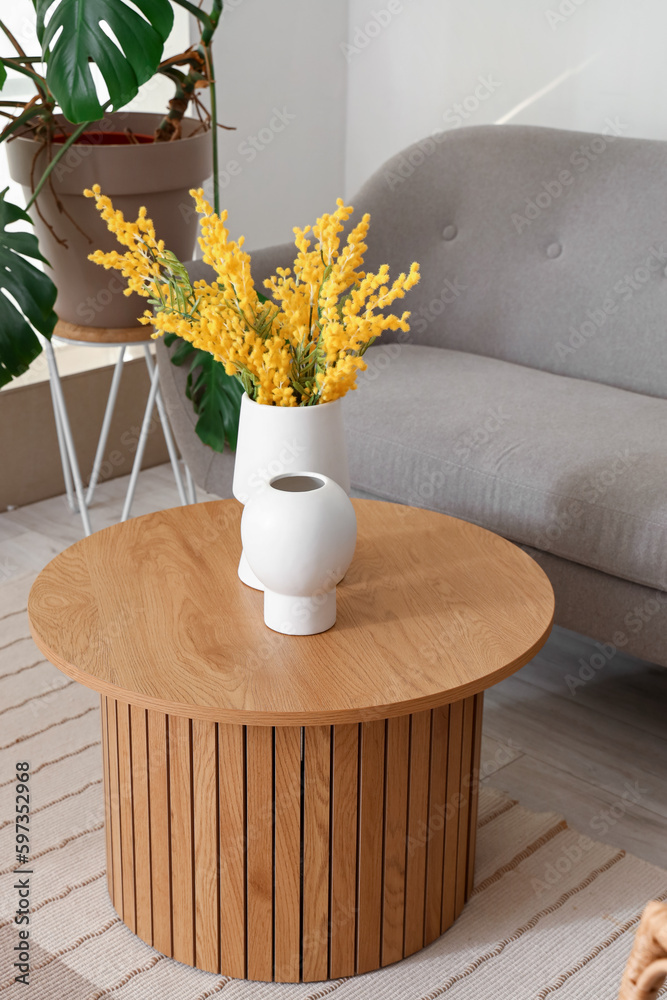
[35,0,174,122]
[0,190,57,388]
[165,334,243,453]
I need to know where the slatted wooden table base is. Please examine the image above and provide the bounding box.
[101,694,483,982]
[29,499,554,983]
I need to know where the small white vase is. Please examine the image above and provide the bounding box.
[241,473,357,635]
[233,394,350,590]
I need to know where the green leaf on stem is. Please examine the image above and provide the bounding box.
[165,334,243,452]
[35,0,174,122]
[0,189,57,388]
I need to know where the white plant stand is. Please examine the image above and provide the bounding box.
[42,323,195,536]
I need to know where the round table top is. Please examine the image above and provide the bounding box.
[28,499,554,726]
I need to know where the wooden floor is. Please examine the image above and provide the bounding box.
[1,464,665,869]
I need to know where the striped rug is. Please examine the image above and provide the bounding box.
[1,571,665,1000]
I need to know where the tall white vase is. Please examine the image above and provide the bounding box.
[232,394,350,589]
[241,473,357,635]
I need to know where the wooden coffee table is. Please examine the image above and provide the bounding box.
[28,499,554,983]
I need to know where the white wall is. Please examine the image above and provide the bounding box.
[344,0,667,196]
[208,0,348,249]
[0,1,349,252]
[4,0,666,249]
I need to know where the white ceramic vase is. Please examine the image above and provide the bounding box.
[232,394,350,590]
[241,473,357,635]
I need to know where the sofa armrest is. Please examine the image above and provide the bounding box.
[185,241,295,290]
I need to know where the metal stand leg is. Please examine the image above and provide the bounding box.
[121,359,161,522]
[47,367,77,513]
[43,338,92,536]
[184,464,197,505]
[43,336,190,529]
[85,346,126,506]
[143,345,187,506]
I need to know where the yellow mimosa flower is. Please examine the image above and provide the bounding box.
[85,187,420,406]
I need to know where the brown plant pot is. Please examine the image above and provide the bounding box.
[7,112,211,329]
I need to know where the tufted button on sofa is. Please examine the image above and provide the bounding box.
[156,124,667,668]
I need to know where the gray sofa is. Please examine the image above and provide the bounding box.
[156,123,667,668]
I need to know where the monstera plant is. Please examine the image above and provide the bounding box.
[0,1,236,453]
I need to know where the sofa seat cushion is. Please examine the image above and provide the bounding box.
[345,345,667,592]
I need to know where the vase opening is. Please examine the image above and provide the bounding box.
[269,474,325,493]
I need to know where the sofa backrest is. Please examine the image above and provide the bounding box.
[353,124,667,399]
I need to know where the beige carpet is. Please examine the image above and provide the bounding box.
[1,572,666,1000]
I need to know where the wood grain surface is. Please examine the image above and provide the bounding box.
[116,700,136,933]
[130,704,152,944]
[330,723,359,978]
[246,726,273,981]
[274,726,301,981]
[102,698,481,983]
[193,718,219,973]
[106,697,123,915]
[302,726,331,982]
[382,714,409,967]
[33,496,543,981]
[169,713,194,965]
[218,723,246,978]
[424,705,449,945]
[53,318,152,344]
[147,709,171,956]
[466,694,484,898]
[100,696,113,903]
[357,719,385,974]
[28,500,554,725]
[441,700,464,933]
[404,710,431,957]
